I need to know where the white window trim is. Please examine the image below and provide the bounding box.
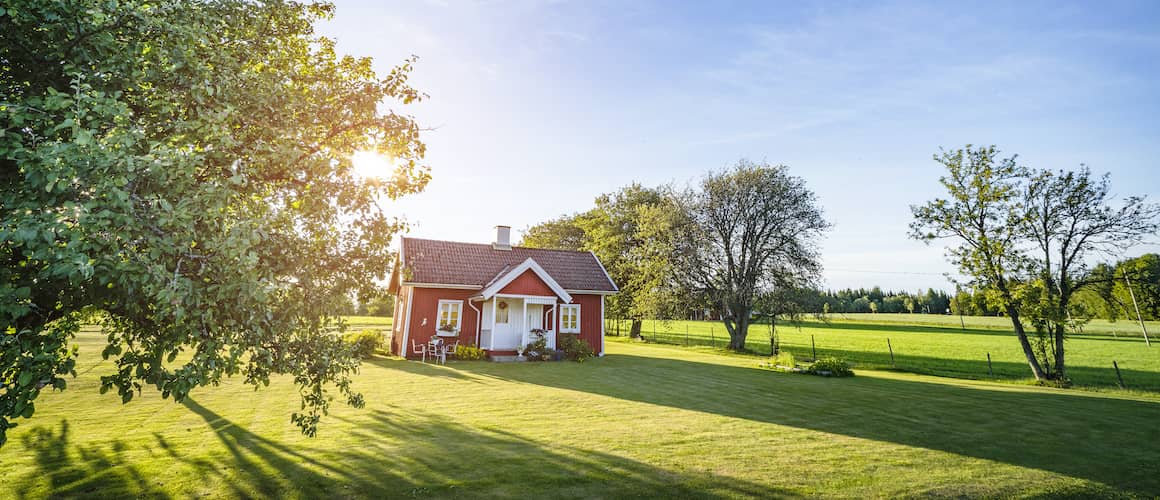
[560,304,581,333]
[437,299,464,333]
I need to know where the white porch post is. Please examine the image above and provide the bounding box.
[521,300,528,348]
[489,299,497,350]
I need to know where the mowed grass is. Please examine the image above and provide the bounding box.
[826,313,1160,337]
[625,315,1160,391]
[2,325,1160,498]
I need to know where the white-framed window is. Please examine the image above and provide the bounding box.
[437,300,463,333]
[560,304,580,333]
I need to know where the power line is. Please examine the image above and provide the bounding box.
[826,267,966,277]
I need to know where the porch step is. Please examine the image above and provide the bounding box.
[490,355,525,363]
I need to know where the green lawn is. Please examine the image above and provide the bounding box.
[2,326,1159,498]
[822,312,1159,337]
[622,315,1160,391]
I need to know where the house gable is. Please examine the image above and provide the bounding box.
[478,258,572,302]
[498,269,557,296]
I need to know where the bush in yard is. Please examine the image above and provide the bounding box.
[523,335,552,362]
[773,351,797,370]
[808,357,854,377]
[455,346,486,361]
[343,330,382,359]
[557,334,595,362]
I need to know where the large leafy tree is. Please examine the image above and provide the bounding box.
[520,214,587,251]
[579,185,681,337]
[0,0,429,444]
[521,184,683,337]
[910,147,1045,378]
[911,146,1158,382]
[673,160,830,351]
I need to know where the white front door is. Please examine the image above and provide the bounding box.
[526,305,543,332]
[525,304,554,349]
[492,299,521,349]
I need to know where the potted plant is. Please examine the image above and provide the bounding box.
[437,322,459,337]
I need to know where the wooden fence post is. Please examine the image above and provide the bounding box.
[811,334,817,360]
[685,325,689,346]
[711,326,715,348]
[1113,360,1126,389]
[986,353,993,376]
[887,338,895,366]
[1123,273,1151,347]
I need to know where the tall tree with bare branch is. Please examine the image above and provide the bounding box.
[912,146,1159,382]
[674,160,829,351]
[1019,167,1160,379]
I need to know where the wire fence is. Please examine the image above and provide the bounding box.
[603,317,1157,391]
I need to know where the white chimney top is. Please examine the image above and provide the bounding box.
[493,225,512,250]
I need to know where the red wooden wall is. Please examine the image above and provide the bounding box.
[554,293,604,356]
[396,287,607,358]
[398,287,480,358]
[498,270,556,296]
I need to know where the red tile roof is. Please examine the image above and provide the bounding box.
[400,237,617,292]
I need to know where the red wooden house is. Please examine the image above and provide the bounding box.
[387,226,618,359]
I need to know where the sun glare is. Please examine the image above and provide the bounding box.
[350,151,392,180]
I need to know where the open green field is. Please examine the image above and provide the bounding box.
[2,325,1160,498]
[622,315,1160,391]
[823,313,1159,337]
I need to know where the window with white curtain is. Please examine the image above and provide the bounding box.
[438,300,462,332]
[560,304,580,333]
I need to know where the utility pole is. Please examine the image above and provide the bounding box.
[1124,272,1151,347]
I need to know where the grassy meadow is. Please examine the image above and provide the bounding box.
[623,314,1160,391]
[1,316,1159,498]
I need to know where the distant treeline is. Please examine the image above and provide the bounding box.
[798,288,952,315]
[798,254,1159,321]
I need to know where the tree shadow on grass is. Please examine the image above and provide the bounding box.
[783,346,1160,391]
[11,420,170,500]
[359,355,481,382]
[163,398,789,499]
[449,354,1160,497]
[12,398,787,498]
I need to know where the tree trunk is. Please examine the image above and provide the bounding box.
[769,316,778,355]
[725,309,750,350]
[629,319,642,339]
[1006,305,1047,380]
[1053,322,1067,381]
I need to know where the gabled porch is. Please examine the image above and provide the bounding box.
[470,257,573,354]
[478,295,558,352]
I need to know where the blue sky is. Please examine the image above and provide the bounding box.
[318,0,1160,292]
